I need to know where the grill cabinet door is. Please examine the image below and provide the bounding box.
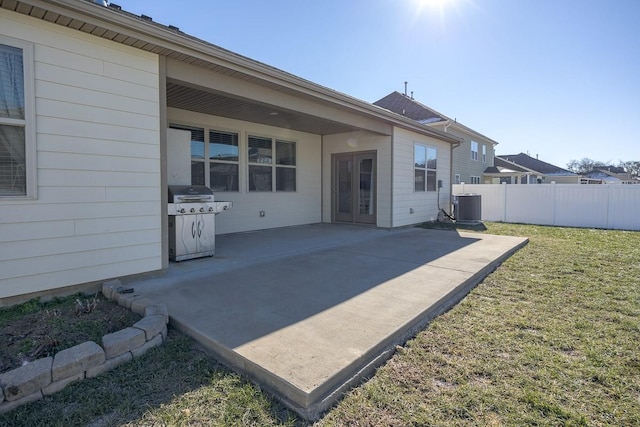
[196,213,216,254]
[175,215,198,258]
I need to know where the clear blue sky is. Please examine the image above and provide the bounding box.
[122,0,639,169]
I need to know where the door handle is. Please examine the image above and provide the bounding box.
[191,221,196,239]
[197,220,202,238]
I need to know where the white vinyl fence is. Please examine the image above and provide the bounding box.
[453,183,640,231]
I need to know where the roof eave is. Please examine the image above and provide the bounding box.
[6,0,460,144]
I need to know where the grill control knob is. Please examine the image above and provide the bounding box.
[208,207,214,212]
[199,207,205,213]
[179,208,186,213]
[190,208,196,213]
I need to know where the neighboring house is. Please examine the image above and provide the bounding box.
[0,1,462,303]
[373,91,498,185]
[582,166,640,184]
[484,153,580,184]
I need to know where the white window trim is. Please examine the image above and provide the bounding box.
[471,141,478,161]
[455,174,461,185]
[247,134,297,192]
[414,143,437,192]
[471,176,481,184]
[169,123,241,192]
[482,144,487,163]
[0,35,36,199]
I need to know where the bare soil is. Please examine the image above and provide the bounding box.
[0,293,141,373]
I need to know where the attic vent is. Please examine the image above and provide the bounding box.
[141,14,153,21]
[94,0,107,6]
[109,3,122,10]
[168,25,180,31]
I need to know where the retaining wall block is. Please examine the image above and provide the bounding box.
[131,334,163,358]
[102,327,146,359]
[116,292,144,310]
[130,297,155,316]
[0,391,43,415]
[0,357,52,401]
[101,279,122,300]
[144,303,169,324]
[42,372,84,396]
[52,341,105,382]
[86,352,132,379]
[133,315,166,340]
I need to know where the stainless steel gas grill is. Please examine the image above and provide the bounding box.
[168,185,232,261]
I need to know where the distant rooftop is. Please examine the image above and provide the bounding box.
[497,153,576,176]
[373,91,445,124]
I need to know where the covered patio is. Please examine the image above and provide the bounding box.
[130,224,528,420]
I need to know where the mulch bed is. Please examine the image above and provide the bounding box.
[0,293,140,374]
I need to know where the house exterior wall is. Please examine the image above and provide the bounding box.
[322,131,392,227]
[0,10,161,301]
[392,127,451,227]
[168,108,322,234]
[431,123,495,184]
[547,175,580,184]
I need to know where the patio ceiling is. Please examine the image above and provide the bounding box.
[166,81,361,135]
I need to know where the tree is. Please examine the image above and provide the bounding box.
[618,160,640,177]
[566,158,607,174]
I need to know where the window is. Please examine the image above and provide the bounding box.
[455,174,461,185]
[482,144,487,163]
[170,125,239,191]
[471,176,481,184]
[248,136,296,192]
[471,141,478,161]
[414,144,437,192]
[0,38,34,198]
[209,130,239,191]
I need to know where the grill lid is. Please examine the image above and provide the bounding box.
[168,185,214,202]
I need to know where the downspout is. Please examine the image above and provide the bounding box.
[445,120,461,219]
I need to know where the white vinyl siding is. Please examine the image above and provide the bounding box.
[392,127,451,227]
[168,108,320,234]
[0,10,160,300]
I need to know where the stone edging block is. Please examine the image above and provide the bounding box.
[0,281,170,414]
[102,327,146,359]
[52,341,105,382]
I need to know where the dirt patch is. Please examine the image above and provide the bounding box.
[0,293,141,373]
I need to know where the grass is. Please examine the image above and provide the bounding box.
[1,223,639,426]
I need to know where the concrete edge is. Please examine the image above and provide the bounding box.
[0,283,169,415]
[300,235,530,420]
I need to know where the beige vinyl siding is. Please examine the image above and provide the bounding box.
[321,131,392,228]
[168,108,322,234]
[0,10,160,300]
[431,123,496,184]
[392,127,451,227]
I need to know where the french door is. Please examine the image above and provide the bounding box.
[333,152,376,224]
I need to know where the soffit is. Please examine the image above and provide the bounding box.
[167,81,360,135]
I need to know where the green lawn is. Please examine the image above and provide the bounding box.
[1,223,638,426]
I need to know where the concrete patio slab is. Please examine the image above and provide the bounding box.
[131,224,528,420]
